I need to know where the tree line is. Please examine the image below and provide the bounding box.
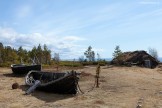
[0,41,158,67]
[0,42,51,66]
[0,42,107,67]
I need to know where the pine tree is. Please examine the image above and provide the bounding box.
[113,45,122,59]
[84,46,95,62]
[43,44,51,64]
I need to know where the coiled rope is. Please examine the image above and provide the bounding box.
[76,64,100,94]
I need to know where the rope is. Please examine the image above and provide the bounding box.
[87,76,97,92]
[76,65,100,94]
[76,75,97,94]
[76,79,84,94]
[68,72,84,94]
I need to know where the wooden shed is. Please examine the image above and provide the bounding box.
[111,50,159,68]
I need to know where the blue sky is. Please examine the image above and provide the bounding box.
[0,0,162,59]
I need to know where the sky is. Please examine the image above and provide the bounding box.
[0,0,162,59]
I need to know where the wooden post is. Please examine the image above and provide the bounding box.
[96,64,100,88]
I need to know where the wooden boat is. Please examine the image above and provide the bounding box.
[25,70,78,94]
[11,64,41,74]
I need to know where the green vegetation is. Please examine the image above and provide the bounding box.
[0,42,108,67]
[81,60,107,66]
[0,42,51,67]
[59,61,82,67]
[112,45,122,59]
[112,45,123,65]
[84,46,95,62]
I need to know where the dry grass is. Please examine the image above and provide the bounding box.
[1,66,162,108]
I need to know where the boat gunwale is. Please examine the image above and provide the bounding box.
[11,64,41,68]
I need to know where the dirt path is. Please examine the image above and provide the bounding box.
[1,66,162,108]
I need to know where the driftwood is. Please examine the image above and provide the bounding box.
[26,80,41,95]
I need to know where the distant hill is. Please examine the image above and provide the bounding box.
[104,58,112,61]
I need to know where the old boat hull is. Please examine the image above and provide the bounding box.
[25,70,78,94]
[11,64,41,74]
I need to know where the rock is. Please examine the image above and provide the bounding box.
[12,83,19,89]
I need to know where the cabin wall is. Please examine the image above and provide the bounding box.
[144,60,151,68]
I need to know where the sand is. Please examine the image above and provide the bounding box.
[1,66,162,108]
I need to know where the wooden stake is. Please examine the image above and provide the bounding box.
[96,64,100,88]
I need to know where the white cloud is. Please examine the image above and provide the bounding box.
[0,27,17,43]
[139,1,160,5]
[63,36,85,42]
[0,27,87,59]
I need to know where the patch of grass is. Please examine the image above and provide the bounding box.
[59,61,83,67]
[81,61,108,66]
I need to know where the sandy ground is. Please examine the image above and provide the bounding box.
[1,66,162,108]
